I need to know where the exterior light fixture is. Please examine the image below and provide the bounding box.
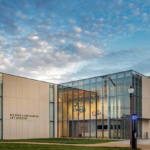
[128,86,137,149]
[128,86,134,94]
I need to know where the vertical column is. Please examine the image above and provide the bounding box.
[0,74,3,139]
[102,78,104,138]
[107,79,110,139]
[49,84,54,138]
[58,85,63,137]
[54,85,57,137]
[90,78,96,138]
[62,84,67,137]
[84,79,90,138]
[78,81,84,138]
[96,77,102,138]
[67,82,73,137]
[95,80,97,138]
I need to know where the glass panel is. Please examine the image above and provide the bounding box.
[73,89,78,100]
[91,97,96,120]
[73,100,78,120]
[58,103,62,120]
[0,120,2,139]
[79,101,84,120]
[97,96,102,119]
[79,90,83,100]
[68,121,73,137]
[59,89,62,102]
[125,95,130,115]
[91,120,96,138]
[125,72,132,95]
[97,120,102,138]
[63,103,67,120]
[74,121,79,137]
[68,89,72,102]
[50,86,54,102]
[58,121,62,137]
[84,81,90,137]
[103,80,108,119]
[85,120,90,138]
[90,82,96,120]
[85,100,90,120]
[79,81,83,86]
[110,75,116,97]
[118,96,125,119]
[50,103,54,121]
[68,102,72,120]
[78,99,84,137]
[63,90,67,102]
[117,73,124,96]
[79,120,84,137]
[84,79,89,84]
[90,78,96,83]
[63,121,67,137]
[50,122,54,137]
[73,82,78,87]
[0,74,2,96]
[104,119,108,138]
[0,97,2,119]
[67,82,72,87]
[97,77,102,82]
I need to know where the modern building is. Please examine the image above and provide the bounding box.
[0,70,150,139]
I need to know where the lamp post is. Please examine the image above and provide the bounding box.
[128,86,134,149]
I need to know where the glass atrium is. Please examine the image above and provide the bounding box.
[57,70,142,139]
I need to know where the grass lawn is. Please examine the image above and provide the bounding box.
[0,143,136,150]
[0,138,119,144]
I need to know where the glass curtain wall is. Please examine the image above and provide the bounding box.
[0,74,2,139]
[49,84,54,138]
[132,71,142,138]
[58,71,133,139]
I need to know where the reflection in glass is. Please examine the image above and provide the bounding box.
[0,74,2,96]
[0,97,2,119]
[50,86,54,102]
[50,103,54,121]
[50,122,54,137]
[57,70,142,139]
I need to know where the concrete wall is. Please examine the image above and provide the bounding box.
[142,76,150,119]
[3,74,49,139]
[142,76,150,138]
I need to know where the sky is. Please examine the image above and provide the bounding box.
[0,0,150,83]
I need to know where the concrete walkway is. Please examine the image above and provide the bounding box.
[1,139,150,150]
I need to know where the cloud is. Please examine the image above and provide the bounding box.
[16,11,27,19]
[27,36,39,40]
[69,19,75,24]
[73,26,82,32]
[132,8,140,16]
[0,0,150,83]
[60,39,66,44]
[142,13,149,22]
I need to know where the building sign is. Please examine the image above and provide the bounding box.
[10,114,39,120]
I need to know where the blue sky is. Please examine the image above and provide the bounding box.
[0,0,150,83]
